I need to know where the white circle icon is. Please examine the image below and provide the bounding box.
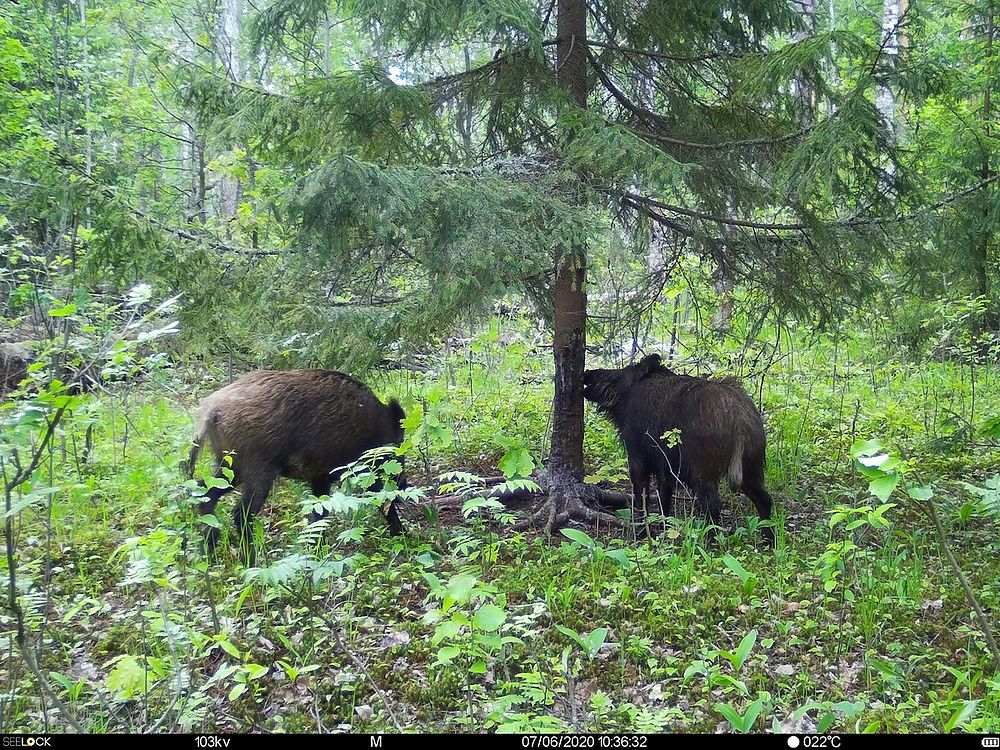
[787,737,800,749]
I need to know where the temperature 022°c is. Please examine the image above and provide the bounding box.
[791,736,842,749]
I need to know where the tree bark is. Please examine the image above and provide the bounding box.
[876,0,902,134]
[549,0,588,483]
[196,134,207,225]
[218,0,243,230]
[978,0,994,302]
[78,0,91,231]
[713,194,736,334]
[518,0,623,534]
[791,0,817,122]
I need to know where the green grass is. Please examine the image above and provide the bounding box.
[1,319,999,733]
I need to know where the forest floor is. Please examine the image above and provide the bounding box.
[2,326,1000,733]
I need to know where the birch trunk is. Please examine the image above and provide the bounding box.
[218,0,243,228]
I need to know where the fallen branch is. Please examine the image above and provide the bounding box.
[923,499,1000,672]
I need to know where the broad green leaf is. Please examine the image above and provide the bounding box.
[560,527,596,550]
[605,548,633,568]
[432,619,463,646]
[555,624,588,652]
[106,655,148,700]
[850,438,883,458]
[722,554,752,584]
[204,475,231,490]
[415,551,440,567]
[4,493,47,519]
[817,711,836,732]
[49,303,77,317]
[498,447,535,479]
[866,656,902,689]
[474,633,503,650]
[945,700,979,731]
[683,660,708,682]
[733,629,757,671]
[868,473,899,501]
[831,700,865,717]
[444,573,477,607]
[245,664,269,680]
[586,627,609,657]
[473,603,506,632]
[49,672,75,694]
[742,697,764,732]
[381,459,403,476]
[436,645,461,663]
[715,703,749,732]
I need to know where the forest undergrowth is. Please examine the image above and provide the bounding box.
[2,314,999,733]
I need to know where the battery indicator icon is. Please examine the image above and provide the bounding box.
[982,739,999,747]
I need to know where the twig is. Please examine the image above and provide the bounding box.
[318,614,404,732]
[4,460,86,733]
[923,499,1000,671]
[143,592,186,734]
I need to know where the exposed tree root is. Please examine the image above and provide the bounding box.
[425,470,631,535]
[513,474,625,536]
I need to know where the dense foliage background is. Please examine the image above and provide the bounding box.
[1,0,999,734]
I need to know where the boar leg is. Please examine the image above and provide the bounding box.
[307,479,333,524]
[740,464,775,546]
[383,501,404,536]
[233,464,279,563]
[628,456,652,533]
[695,482,723,542]
[197,464,239,554]
[654,465,675,519]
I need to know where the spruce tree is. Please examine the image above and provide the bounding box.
[181,0,915,531]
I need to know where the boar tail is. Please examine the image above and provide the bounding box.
[187,436,202,478]
[727,436,744,490]
[187,416,209,478]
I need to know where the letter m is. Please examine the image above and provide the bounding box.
[371,738,382,748]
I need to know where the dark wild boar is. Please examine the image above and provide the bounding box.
[583,354,774,545]
[187,369,406,556]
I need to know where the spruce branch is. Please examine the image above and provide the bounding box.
[612,172,1000,233]
[584,39,744,64]
[586,47,812,151]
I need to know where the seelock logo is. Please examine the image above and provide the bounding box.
[2,738,52,747]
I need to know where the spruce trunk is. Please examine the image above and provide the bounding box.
[517,0,628,533]
[549,0,588,482]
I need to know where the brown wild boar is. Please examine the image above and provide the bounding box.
[187,369,406,557]
[583,354,775,545]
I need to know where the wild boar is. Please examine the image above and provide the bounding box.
[187,369,406,557]
[583,354,774,545]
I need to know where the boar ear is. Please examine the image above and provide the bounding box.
[388,398,406,424]
[637,353,663,375]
